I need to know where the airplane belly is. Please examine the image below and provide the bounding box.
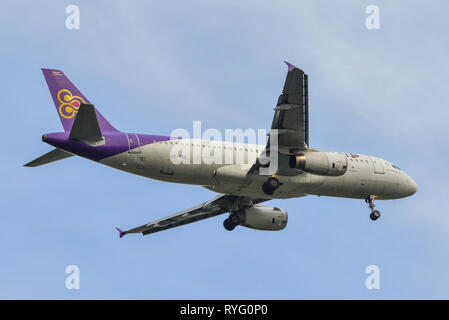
[146,143,216,185]
[314,170,389,199]
[99,143,214,185]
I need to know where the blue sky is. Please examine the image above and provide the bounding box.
[1,0,448,299]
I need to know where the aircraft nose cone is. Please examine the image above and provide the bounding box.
[404,176,418,196]
[409,179,418,195]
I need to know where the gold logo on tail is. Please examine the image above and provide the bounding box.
[57,89,86,119]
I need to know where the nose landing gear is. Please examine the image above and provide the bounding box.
[365,195,381,221]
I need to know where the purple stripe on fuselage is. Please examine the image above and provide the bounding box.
[43,132,171,161]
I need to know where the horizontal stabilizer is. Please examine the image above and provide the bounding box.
[69,103,103,142]
[24,148,73,167]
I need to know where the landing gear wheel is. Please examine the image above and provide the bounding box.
[262,183,274,195]
[229,213,240,225]
[267,177,280,189]
[223,218,236,231]
[370,210,381,221]
[262,177,281,195]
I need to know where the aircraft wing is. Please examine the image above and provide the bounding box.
[116,195,267,237]
[249,61,309,175]
[271,61,309,153]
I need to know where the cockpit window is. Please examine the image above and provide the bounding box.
[392,164,401,170]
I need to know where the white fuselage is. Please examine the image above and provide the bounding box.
[100,139,417,200]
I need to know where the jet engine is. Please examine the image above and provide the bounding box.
[289,151,347,176]
[239,205,288,231]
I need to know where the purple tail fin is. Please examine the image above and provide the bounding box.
[41,68,119,132]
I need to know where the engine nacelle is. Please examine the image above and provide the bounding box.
[289,151,347,176]
[240,205,288,231]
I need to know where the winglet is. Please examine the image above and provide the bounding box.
[284,60,297,72]
[115,227,126,238]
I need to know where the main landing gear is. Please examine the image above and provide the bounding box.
[365,195,381,221]
[262,177,281,196]
[223,213,241,231]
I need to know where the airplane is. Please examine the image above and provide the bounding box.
[25,62,417,237]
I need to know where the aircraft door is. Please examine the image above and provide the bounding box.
[371,157,385,174]
[126,133,141,154]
